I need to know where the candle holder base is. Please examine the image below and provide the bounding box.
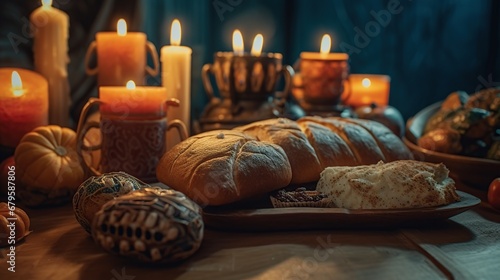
[194,92,304,134]
[291,87,354,118]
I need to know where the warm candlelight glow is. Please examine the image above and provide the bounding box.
[126,80,136,89]
[251,34,263,56]
[11,71,24,97]
[170,19,181,46]
[320,34,331,55]
[117,19,127,36]
[362,78,371,88]
[41,0,52,8]
[232,29,244,55]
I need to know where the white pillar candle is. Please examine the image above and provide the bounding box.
[30,0,70,127]
[161,19,192,151]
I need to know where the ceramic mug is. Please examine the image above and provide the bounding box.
[84,33,159,86]
[76,98,187,183]
[202,52,293,105]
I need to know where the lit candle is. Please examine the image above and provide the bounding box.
[300,34,349,61]
[30,0,70,127]
[0,68,48,147]
[99,80,167,119]
[251,34,263,56]
[232,29,244,56]
[92,19,154,86]
[346,74,391,108]
[161,19,192,151]
[298,34,350,105]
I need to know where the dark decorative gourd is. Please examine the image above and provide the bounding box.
[91,186,204,263]
[73,172,148,234]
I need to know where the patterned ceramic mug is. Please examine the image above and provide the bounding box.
[202,52,293,104]
[76,98,187,183]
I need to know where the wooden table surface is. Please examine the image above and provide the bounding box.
[1,183,499,280]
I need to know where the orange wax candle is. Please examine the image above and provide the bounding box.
[95,19,149,86]
[346,74,391,108]
[99,81,167,119]
[300,34,349,61]
[0,68,48,147]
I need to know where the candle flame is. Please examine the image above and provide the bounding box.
[41,0,52,8]
[251,34,263,56]
[320,34,331,55]
[126,80,136,89]
[362,78,371,88]
[11,71,24,97]
[232,29,244,55]
[171,19,181,46]
[117,19,127,36]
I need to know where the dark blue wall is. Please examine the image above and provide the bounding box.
[142,0,500,120]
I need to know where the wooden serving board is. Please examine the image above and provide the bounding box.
[202,191,480,231]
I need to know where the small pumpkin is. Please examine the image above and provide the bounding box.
[0,202,31,247]
[14,125,86,206]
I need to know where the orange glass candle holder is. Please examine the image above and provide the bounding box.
[345,74,391,108]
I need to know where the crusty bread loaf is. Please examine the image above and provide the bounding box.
[156,130,292,206]
[235,118,323,184]
[157,117,413,206]
[237,117,413,183]
[317,160,460,209]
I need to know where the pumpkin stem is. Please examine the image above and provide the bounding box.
[55,146,67,156]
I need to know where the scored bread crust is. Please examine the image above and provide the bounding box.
[298,117,386,165]
[156,130,292,206]
[234,118,322,184]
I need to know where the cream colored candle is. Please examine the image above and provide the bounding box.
[0,68,48,147]
[99,81,167,119]
[30,0,70,127]
[161,19,192,151]
[346,74,391,108]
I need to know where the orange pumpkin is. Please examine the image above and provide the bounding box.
[14,125,87,206]
[0,202,31,246]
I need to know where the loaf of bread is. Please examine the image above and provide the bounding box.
[156,130,292,206]
[236,117,413,183]
[157,117,413,206]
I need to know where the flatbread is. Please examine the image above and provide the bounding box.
[316,160,460,209]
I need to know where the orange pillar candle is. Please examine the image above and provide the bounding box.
[30,0,70,127]
[161,19,192,151]
[0,68,48,147]
[346,74,391,108]
[99,81,167,119]
[95,19,150,86]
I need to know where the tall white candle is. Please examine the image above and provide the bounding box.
[30,0,70,127]
[161,19,192,151]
